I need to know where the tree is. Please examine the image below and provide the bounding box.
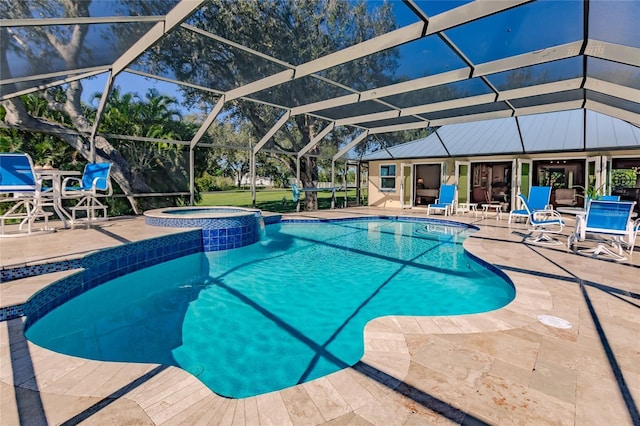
[91,86,196,201]
[208,120,254,188]
[1,0,414,212]
[142,0,400,210]
[0,0,172,214]
[257,158,290,188]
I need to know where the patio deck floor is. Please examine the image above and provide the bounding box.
[1,207,638,425]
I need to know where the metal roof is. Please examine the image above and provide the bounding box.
[361,109,640,160]
[1,0,639,161]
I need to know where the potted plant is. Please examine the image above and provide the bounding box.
[574,184,603,203]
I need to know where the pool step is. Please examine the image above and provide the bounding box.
[0,269,81,321]
[1,258,82,283]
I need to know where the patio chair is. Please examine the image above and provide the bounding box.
[0,153,53,237]
[567,200,636,261]
[583,195,620,205]
[61,162,112,228]
[427,184,456,216]
[472,187,488,204]
[292,183,301,203]
[630,218,640,254]
[509,186,552,224]
[517,193,564,244]
[554,188,578,207]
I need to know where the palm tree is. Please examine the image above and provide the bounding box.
[93,87,194,203]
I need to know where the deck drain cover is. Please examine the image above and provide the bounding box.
[537,315,572,329]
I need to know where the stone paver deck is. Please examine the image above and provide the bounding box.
[1,207,638,425]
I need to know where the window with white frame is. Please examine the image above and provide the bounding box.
[380,164,396,191]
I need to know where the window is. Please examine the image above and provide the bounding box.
[380,164,396,191]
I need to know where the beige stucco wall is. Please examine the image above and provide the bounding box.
[366,150,640,208]
[368,163,400,208]
[368,159,457,208]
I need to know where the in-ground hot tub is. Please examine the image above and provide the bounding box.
[144,206,263,251]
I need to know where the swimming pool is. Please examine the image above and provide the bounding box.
[25,219,515,398]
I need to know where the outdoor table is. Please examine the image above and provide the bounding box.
[35,168,82,229]
[481,203,502,220]
[556,207,587,231]
[457,202,478,217]
[556,206,586,217]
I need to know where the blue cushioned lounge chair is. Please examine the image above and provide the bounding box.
[0,153,53,237]
[61,162,112,228]
[517,193,564,244]
[509,186,552,224]
[427,184,456,216]
[292,183,301,203]
[567,200,636,261]
[631,218,640,254]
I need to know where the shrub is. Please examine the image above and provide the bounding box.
[196,173,235,191]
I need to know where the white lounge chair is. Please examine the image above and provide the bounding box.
[631,218,640,254]
[517,193,564,244]
[567,200,636,261]
[0,153,53,237]
[427,185,456,216]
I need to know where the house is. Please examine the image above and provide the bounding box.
[361,109,640,213]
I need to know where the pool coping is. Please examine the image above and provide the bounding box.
[4,209,636,424]
[143,205,262,219]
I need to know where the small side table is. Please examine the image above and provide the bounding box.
[457,202,478,217]
[556,207,586,217]
[482,203,502,220]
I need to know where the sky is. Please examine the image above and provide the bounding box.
[79,0,424,114]
[80,71,201,116]
[78,0,442,114]
[75,0,636,120]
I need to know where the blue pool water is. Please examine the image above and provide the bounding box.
[26,219,515,398]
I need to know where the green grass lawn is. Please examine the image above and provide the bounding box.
[197,188,364,213]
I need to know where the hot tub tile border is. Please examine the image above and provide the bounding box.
[145,212,261,251]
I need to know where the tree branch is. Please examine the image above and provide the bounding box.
[45,0,90,64]
[5,29,40,65]
[42,91,67,113]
